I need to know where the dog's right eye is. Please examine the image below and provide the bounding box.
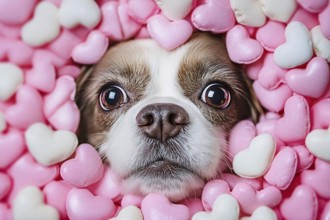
[99,85,128,111]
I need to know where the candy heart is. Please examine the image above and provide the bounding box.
[0,0,37,25]
[147,14,193,50]
[192,194,239,220]
[0,172,11,200]
[289,8,319,30]
[66,188,116,220]
[0,38,34,66]
[292,145,314,173]
[241,206,277,220]
[233,133,276,178]
[311,98,330,130]
[230,0,266,27]
[285,57,330,98]
[222,173,262,190]
[259,0,297,22]
[7,153,59,204]
[121,194,144,207]
[228,120,257,161]
[141,193,190,220]
[201,180,231,211]
[311,26,330,62]
[72,30,109,64]
[110,206,143,220]
[319,2,330,40]
[0,111,5,132]
[13,186,59,220]
[128,0,158,24]
[25,122,78,166]
[191,0,235,33]
[301,158,330,199]
[156,0,193,20]
[26,60,56,93]
[5,85,45,130]
[60,144,104,187]
[232,183,282,215]
[305,127,330,162]
[0,63,24,101]
[274,21,313,69]
[297,0,328,13]
[0,128,25,169]
[264,147,297,190]
[21,1,61,47]
[58,65,81,78]
[226,25,264,64]
[59,0,101,29]
[275,95,310,144]
[256,21,286,52]
[280,185,318,220]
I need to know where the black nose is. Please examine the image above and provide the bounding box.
[136,103,190,143]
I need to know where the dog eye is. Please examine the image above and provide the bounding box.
[99,85,128,111]
[201,83,231,109]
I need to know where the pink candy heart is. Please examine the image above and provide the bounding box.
[72,30,109,65]
[0,38,34,66]
[275,95,310,144]
[292,145,314,173]
[201,180,231,211]
[191,0,235,33]
[311,98,330,129]
[60,144,104,188]
[141,193,190,220]
[0,172,11,200]
[147,14,193,50]
[26,60,56,93]
[256,20,286,52]
[128,0,158,24]
[66,188,116,220]
[226,25,264,64]
[285,57,330,98]
[0,0,37,25]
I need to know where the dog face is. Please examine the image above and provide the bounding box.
[76,33,260,201]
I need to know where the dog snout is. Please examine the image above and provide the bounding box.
[136,103,190,143]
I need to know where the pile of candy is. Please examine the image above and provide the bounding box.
[0,0,330,219]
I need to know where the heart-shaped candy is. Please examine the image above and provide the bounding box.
[59,0,101,29]
[233,133,276,178]
[293,145,314,173]
[192,194,240,220]
[0,172,11,200]
[305,127,330,162]
[311,98,330,130]
[110,206,143,220]
[156,0,193,20]
[147,14,193,50]
[60,144,104,187]
[0,38,34,66]
[259,0,297,22]
[26,60,56,93]
[121,194,144,207]
[285,57,330,98]
[141,193,190,220]
[222,173,262,191]
[274,21,313,69]
[0,0,37,25]
[311,26,330,62]
[201,180,231,211]
[191,0,235,33]
[230,0,266,27]
[128,0,158,24]
[256,21,286,52]
[297,0,328,13]
[241,206,278,220]
[0,111,6,132]
[226,25,264,64]
[66,188,116,220]
[21,1,61,47]
[0,63,24,101]
[25,122,78,166]
[13,186,59,220]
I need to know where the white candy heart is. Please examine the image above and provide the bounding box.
[25,122,78,166]
[21,1,60,47]
[0,111,6,132]
[59,0,101,29]
[240,206,277,220]
[233,133,276,178]
[156,0,193,20]
[110,206,143,220]
[192,194,240,220]
[305,127,330,162]
[13,186,59,220]
[274,21,313,69]
[230,0,266,27]
[259,0,296,23]
[0,63,23,101]
[311,26,330,62]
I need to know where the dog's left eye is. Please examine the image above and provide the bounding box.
[99,85,128,111]
[201,83,231,109]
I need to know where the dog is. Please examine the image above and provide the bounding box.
[76,32,261,201]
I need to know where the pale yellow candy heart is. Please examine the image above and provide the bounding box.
[192,194,240,220]
[109,206,143,220]
[240,206,278,220]
[233,133,276,178]
[230,0,266,27]
[59,0,101,29]
[13,186,59,220]
[21,1,60,47]
[259,0,296,23]
[0,111,6,132]
[311,26,330,62]
[0,63,24,101]
[156,0,193,20]
[25,122,78,166]
[305,127,330,162]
